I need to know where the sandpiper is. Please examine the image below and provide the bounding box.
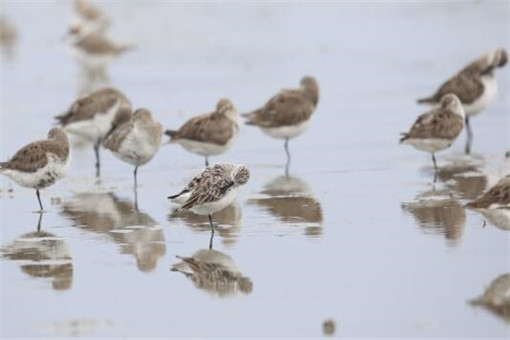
[242,76,319,173]
[103,108,163,189]
[466,175,510,230]
[65,24,132,73]
[56,87,132,177]
[165,98,239,166]
[0,128,70,211]
[417,48,508,153]
[400,94,465,180]
[74,0,110,34]
[168,163,250,234]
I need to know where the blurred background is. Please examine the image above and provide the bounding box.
[0,1,509,338]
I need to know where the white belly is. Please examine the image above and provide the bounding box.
[191,188,238,215]
[113,128,161,166]
[1,153,70,189]
[70,46,116,70]
[261,120,310,140]
[478,209,510,231]
[177,136,235,157]
[463,75,497,117]
[403,138,452,153]
[64,101,120,143]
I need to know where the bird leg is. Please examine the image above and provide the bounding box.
[284,138,291,177]
[36,189,43,212]
[134,166,138,189]
[205,156,209,167]
[94,142,101,177]
[465,116,473,155]
[36,211,43,232]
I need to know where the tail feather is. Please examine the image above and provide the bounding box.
[164,129,179,139]
[399,133,409,144]
[417,96,437,104]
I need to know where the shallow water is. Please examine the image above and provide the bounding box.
[1,1,509,338]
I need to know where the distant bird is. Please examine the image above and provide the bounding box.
[165,99,239,166]
[242,76,319,173]
[65,24,132,73]
[0,128,70,211]
[168,163,250,234]
[0,16,17,46]
[400,94,465,179]
[103,108,163,189]
[469,274,510,323]
[74,0,110,34]
[417,48,508,153]
[56,87,132,177]
[171,249,253,297]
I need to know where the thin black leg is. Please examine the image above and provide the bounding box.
[36,189,43,211]
[205,156,209,167]
[284,138,291,177]
[208,228,214,250]
[465,116,472,155]
[94,143,101,177]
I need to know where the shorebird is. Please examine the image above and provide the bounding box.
[469,274,510,323]
[103,108,163,189]
[168,163,250,235]
[417,48,508,153]
[56,87,132,177]
[74,0,110,34]
[65,24,132,73]
[466,175,510,230]
[400,94,465,180]
[0,127,70,211]
[242,76,319,174]
[165,98,239,166]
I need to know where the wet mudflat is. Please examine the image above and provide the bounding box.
[1,2,509,338]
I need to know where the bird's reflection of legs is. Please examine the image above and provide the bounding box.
[431,153,438,183]
[36,211,43,232]
[205,156,209,167]
[284,138,291,177]
[93,143,101,178]
[464,117,473,155]
[208,213,216,236]
[208,227,215,250]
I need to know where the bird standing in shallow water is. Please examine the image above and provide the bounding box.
[400,94,465,182]
[0,128,70,211]
[56,87,132,178]
[165,98,239,166]
[103,108,163,191]
[168,164,250,236]
[242,76,319,175]
[417,48,508,154]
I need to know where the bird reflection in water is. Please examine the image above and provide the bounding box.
[171,231,253,297]
[401,189,465,246]
[2,216,73,290]
[469,273,510,323]
[0,16,18,60]
[248,175,323,237]
[61,193,166,272]
[169,202,242,247]
[435,158,487,200]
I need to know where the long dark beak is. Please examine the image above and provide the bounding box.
[481,65,494,75]
[103,125,117,140]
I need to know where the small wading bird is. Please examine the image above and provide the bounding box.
[74,0,110,34]
[168,164,250,237]
[0,128,70,211]
[417,48,508,154]
[165,99,239,166]
[56,87,132,177]
[242,76,319,175]
[400,94,465,181]
[103,108,163,190]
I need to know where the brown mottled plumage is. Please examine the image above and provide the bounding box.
[74,33,131,55]
[0,128,69,173]
[466,175,510,209]
[418,48,508,105]
[243,76,319,128]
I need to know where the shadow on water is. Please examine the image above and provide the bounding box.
[168,202,242,247]
[61,193,166,272]
[469,273,510,324]
[248,175,323,238]
[171,231,253,298]
[2,215,73,290]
